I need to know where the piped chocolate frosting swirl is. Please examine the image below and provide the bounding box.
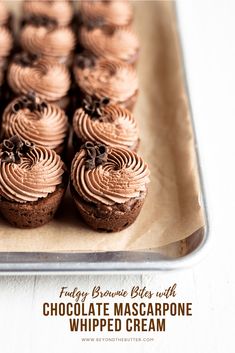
[79,26,139,64]
[74,58,138,105]
[0,136,65,203]
[71,144,150,205]
[2,94,68,152]
[73,98,139,150]
[8,56,70,102]
[20,24,76,60]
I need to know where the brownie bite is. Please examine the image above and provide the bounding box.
[0,135,67,228]
[70,141,150,232]
[1,93,69,154]
[20,20,76,66]
[79,26,139,66]
[73,53,138,111]
[73,96,140,151]
[7,52,71,109]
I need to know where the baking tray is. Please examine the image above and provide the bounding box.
[0,1,209,273]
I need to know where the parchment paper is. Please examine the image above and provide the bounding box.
[0,1,205,252]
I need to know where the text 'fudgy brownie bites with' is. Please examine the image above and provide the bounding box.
[0,136,67,228]
[70,142,150,232]
[73,96,140,151]
[1,93,69,154]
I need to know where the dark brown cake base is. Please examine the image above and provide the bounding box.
[71,184,147,232]
[0,185,67,229]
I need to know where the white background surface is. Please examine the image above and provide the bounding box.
[0,1,235,352]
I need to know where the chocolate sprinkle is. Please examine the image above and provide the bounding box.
[83,141,108,170]
[0,136,35,164]
[11,92,48,114]
[83,96,110,120]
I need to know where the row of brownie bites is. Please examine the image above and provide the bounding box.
[0,0,150,232]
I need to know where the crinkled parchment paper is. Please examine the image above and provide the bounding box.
[0,1,205,252]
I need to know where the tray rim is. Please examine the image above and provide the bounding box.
[0,2,210,274]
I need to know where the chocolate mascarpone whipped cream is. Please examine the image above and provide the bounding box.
[71,142,150,206]
[0,2,10,27]
[2,94,69,153]
[0,135,64,203]
[8,53,71,103]
[80,0,133,29]
[20,24,76,63]
[0,26,13,58]
[22,0,73,27]
[73,97,139,151]
[74,55,138,107]
[79,26,139,65]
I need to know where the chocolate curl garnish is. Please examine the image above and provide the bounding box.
[13,52,39,67]
[11,92,48,114]
[25,15,58,29]
[83,96,110,120]
[75,52,96,69]
[83,141,108,170]
[0,135,35,164]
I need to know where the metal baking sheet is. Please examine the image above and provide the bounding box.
[0,1,209,273]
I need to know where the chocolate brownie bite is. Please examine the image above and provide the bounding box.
[79,26,139,66]
[73,53,138,111]
[1,93,69,155]
[79,0,133,30]
[7,52,71,109]
[73,96,139,151]
[0,135,67,228]
[20,20,76,66]
[70,142,150,232]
